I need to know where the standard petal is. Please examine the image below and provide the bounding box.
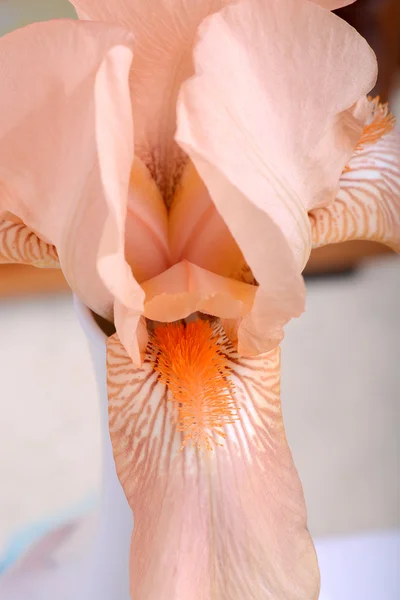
[177,0,377,246]
[0,218,59,268]
[309,130,400,251]
[0,20,144,345]
[107,322,319,600]
[141,260,256,322]
[70,0,229,204]
[176,0,377,353]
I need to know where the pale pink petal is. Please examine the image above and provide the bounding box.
[141,260,256,322]
[176,0,377,354]
[312,0,355,8]
[177,0,377,229]
[71,0,230,204]
[0,217,59,268]
[169,161,250,280]
[0,20,144,359]
[310,130,400,250]
[108,323,319,600]
[125,158,171,283]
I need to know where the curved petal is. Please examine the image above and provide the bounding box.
[125,157,171,283]
[0,218,59,268]
[141,260,256,322]
[309,129,400,251]
[70,0,228,204]
[0,20,144,357]
[176,0,376,353]
[107,322,319,600]
[177,0,377,246]
[169,161,249,281]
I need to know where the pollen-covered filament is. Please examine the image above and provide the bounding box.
[151,319,239,450]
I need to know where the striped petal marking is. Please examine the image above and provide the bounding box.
[0,218,59,268]
[107,319,318,600]
[309,101,400,251]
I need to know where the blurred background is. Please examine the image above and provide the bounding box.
[0,0,399,584]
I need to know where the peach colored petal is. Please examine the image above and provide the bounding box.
[0,217,59,268]
[0,211,23,226]
[70,0,229,204]
[0,20,144,355]
[169,161,251,281]
[176,0,377,353]
[125,157,171,283]
[309,129,400,251]
[107,324,319,600]
[177,0,377,234]
[312,0,355,8]
[114,301,149,366]
[141,260,256,322]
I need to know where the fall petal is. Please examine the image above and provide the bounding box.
[70,0,228,204]
[0,218,59,268]
[141,260,256,322]
[0,20,143,336]
[310,130,400,251]
[107,323,319,600]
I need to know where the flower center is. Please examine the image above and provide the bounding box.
[150,319,239,450]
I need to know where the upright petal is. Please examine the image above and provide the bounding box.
[177,0,377,244]
[70,0,228,204]
[176,0,376,353]
[309,129,400,251]
[108,321,319,600]
[0,20,144,355]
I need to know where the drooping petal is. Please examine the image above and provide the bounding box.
[107,321,319,600]
[0,218,59,268]
[70,0,229,204]
[309,129,400,251]
[169,161,250,281]
[0,20,144,359]
[141,260,256,322]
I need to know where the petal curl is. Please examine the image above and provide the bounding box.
[0,20,144,360]
[70,0,229,204]
[309,130,400,251]
[107,323,319,600]
[0,218,59,268]
[141,260,256,322]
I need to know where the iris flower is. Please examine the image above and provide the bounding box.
[0,0,399,598]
